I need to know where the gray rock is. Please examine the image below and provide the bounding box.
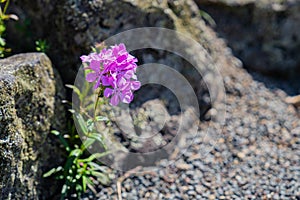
[8,0,234,109]
[0,53,65,200]
[195,0,300,78]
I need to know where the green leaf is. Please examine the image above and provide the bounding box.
[95,116,109,122]
[0,37,5,46]
[68,109,75,114]
[91,46,97,53]
[85,103,95,112]
[82,85,94,106]
[1,14,18,21]
[88,161,107,172]
[82,137,95,149]
[69,149,82,157]
[86,176,94,185]
[66,84,82,101]
[75,183,83,192]
[43,166,63,178]
[88,133,106,149]
[51,130,70,152]
[89,133,103,142]
[86,119,94,132]
[77,166,85,174]
[78,151,110,163]
[43,168,56,178]
[91,171,109,185]
[75,113,88,135]
[51,130,60,136]
[82,175,87,192]
[75,172,82,180]
[64,155,77,177]
[0,25,6,34]
[60,184,68,199]
[66,175,73,181]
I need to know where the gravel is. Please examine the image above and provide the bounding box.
[81,64,300,199]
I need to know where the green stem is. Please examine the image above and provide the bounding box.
[93,88,102,121]
[3,0,10,15]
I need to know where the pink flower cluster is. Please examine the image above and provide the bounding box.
[80,43,141,106]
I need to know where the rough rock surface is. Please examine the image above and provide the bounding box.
[0,53,65,199]
[195,0,300,77]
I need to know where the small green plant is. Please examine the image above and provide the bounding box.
[45,43,140,199]
[35,39,49,53]
[43,45,114,199]
[0,0,18,57]
[44,85,111,199]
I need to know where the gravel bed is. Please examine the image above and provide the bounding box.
[81,66,300,199]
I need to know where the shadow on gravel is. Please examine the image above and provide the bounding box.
[247,69,300,97]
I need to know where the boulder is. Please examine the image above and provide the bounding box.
[0,53,65,199]
[8,0,239,96]
[195,0,300,78]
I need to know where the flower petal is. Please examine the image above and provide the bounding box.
[93,78,101,90]
[108,74,117,88]
[123,70,134,79]
[121,91,133,104]
[110,94,119,106]
[101,76,110,86]
[90,60,101,72]
[80,55,90,62]
[86,72,97,82]
[131,81,141,90]
[104,88,113,98]
[117,54,127,63]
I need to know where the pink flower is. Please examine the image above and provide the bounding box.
[80,43,140,106]
[103,78,141,106]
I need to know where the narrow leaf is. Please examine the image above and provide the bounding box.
[69,149,82,157]
[76,184,83,193]
[43,166,63,178]
[86,119,94,132]
[51,130,70,152]
[79,151,110,163]
[95,116,109,122]
[88,161,107,172]
[75,113,88,135]
[82,175,87,192]
[89,133,106,149]
[0,37,5,46]
[91,171,109,185]
[65,84,82,101]
[82,137,95,149]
